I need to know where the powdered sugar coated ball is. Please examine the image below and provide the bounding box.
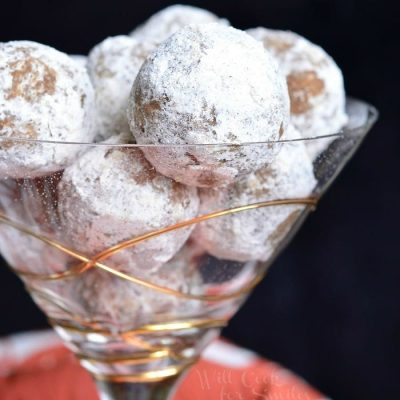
[72,270,145,330]
[193,126,317,262]
[72,255,202,330]
[0,41,96,178]
[130,5,228,44]
[247,28,347,159]
[87,36,155,141]
[129,24,290,187]
[58,134,199,274]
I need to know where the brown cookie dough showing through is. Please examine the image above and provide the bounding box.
[247,28,347,159]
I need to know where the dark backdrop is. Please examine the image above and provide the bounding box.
[0,1,398,399]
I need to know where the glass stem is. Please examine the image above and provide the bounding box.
[94,376,180,400]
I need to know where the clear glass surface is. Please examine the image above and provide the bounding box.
[0,98,377,399]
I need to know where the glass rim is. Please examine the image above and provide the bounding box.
[0,97,378,148]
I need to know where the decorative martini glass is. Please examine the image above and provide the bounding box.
[0,98,377,399]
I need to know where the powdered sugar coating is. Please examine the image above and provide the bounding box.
[193,126,317,262]
[87,36,156,141]
[0,41,96,178]
[130,5,228,45]
[247,28,347,159]
[70,54,87,69]
[129,24,290,187]
[58,134,199,274]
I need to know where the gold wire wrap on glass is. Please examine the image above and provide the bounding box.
[0,196,318,382]
[0,197,317,301]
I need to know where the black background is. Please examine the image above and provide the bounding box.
[0,1,398,399]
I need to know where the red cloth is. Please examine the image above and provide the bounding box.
[0,331,327,400]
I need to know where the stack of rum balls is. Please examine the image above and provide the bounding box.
[0,5,347,329]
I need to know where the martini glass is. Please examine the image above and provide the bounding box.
[0,98,377,400]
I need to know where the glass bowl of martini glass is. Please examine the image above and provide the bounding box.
[0,98,377,400]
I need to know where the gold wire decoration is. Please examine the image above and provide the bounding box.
[0,196,318,382]
[0,197,317,301]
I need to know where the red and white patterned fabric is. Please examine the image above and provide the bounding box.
[0,330,329,400]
